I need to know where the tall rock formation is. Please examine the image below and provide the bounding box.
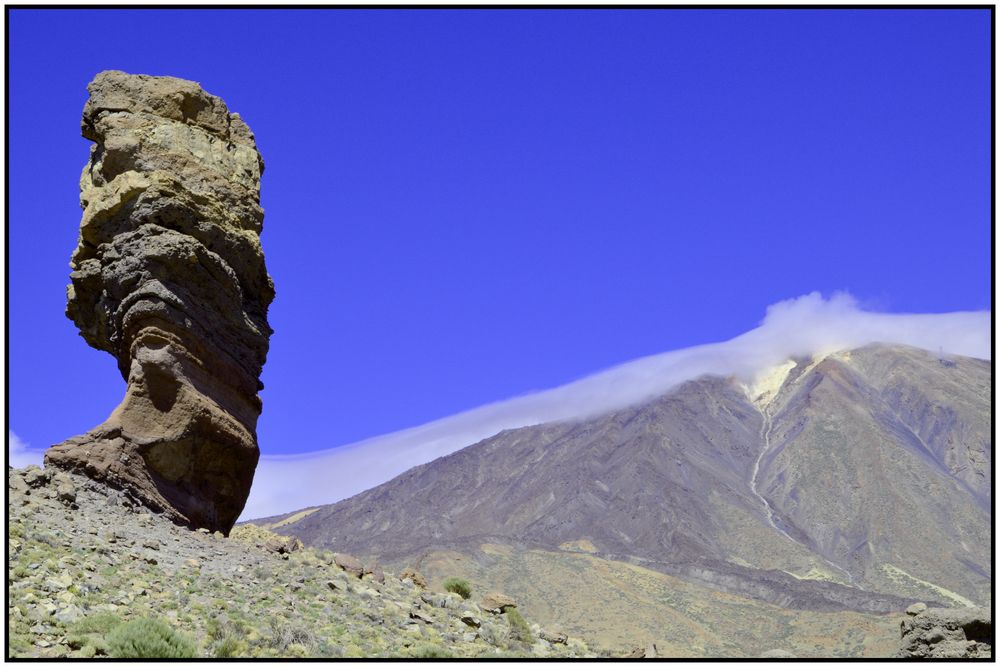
[45,71,274,534]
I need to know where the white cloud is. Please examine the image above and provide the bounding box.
[9,431,44,469]
[241,292,991,520]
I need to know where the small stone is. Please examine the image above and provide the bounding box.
[925,628,947,644]
[54,480,76,505]
[54,605,85,624]
[409,610,435,624]
[327,579,349,593]
[400,567,427,588]
[23,466,51,488]
[9,474,30,496]
[44,572,73,591]
[906,602,928,616]
[539,628,567,644]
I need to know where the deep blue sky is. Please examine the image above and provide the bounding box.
[8,9,991,456]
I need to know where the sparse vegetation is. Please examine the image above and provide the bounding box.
[65,612,122,656]
[264,615,315,652]
[411,643,454,658]
[7,468,599,659]
[105,617,197,659]
[504,608,533,644]
[442,577,472,599]
[214,636,246,658]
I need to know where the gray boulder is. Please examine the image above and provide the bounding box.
[896,606,991,658]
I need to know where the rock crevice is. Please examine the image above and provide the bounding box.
[45,71,273,533]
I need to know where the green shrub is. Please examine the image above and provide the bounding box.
[411,643,453,658]
[76,644,98,658]
[263,615,314,652]
[106,617,197,659]
[504,608,533,644]
[67,613,123,655]
[214,636,245,658]
[442,577,472,599]
[207,616,234,641]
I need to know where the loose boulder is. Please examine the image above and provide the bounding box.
[896,606,991,659]
[44,71,273,534]
[334,553,364,578]
[479,592,517,614]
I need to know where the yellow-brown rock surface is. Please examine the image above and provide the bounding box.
[46,71,273,533]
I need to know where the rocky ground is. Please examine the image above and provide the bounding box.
[7,466,603,659]
[895,603,992,659]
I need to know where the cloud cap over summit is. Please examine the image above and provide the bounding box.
[245,292,989,519]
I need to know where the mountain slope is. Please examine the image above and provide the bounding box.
[256,343,991,653]
[7,467,601,659]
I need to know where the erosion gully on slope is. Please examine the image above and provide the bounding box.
[747,361,862,590]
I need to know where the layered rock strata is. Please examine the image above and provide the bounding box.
[45,71,274,533]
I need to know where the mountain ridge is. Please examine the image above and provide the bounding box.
[251,342,990,654]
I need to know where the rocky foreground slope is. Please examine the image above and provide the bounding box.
[7,466,599,659]
[256,343,991,656]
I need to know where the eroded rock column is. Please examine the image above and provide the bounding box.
[45,71,274,533]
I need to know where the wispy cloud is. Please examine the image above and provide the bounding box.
[242,292,990,520]
[9,431,45,469]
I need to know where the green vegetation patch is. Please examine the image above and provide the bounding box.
[411,643,454,658]
[442,577,472,599]
[504,608,533,644]
[106,617,198,659]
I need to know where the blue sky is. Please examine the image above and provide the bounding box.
[8,8,992,463]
